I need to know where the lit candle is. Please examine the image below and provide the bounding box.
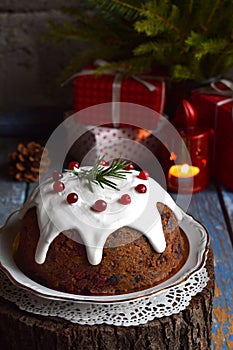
[168,164,200,193]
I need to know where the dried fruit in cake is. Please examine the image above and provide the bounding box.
[13,162,187,295]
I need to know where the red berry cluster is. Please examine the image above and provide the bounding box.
[91,161,134,211]
[52,162,80,204]
[52,170,64,193]
[135,170,149,193]
[52,161,149,211]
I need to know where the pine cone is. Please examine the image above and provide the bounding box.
[9,141,50,182]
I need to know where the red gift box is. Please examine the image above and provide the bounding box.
[64,106,166,168]
[72,66,166,128]
[191,81,233,190]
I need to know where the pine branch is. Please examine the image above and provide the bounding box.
[204,0,221,30]
[134,40,172,57]
[45,20,82,43]
[108,0,141,15]
[65,157,132,191]
[93,55,154,77]
[90,0,142,21]
[172,64,199,81]
[207,48,233,78]
[135,2,181,35]
[46,0,233,82]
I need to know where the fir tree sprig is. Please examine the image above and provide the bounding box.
[46,0,233,82]
[65,157,132,191]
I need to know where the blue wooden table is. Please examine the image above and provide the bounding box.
[0,133,232,350]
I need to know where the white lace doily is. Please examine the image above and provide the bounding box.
[0,267,208,326]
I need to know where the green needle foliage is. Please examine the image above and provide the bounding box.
[65,157,131,191]
[47,0,233,81]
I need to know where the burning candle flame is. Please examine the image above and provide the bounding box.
[168,164,200,178]
[181,163,189,174]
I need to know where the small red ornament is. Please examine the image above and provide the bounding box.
[119,194,131,205]
[124,164,134,171]
[138,170,149,180]
[53,181,65,193]
[68,161,80,170]
[135,184,147,193]
[67,192,79,204]
[52,170,63,181]
[92,199,107,212]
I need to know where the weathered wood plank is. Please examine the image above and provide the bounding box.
[27,182,39,200]
[221,186,233,246]
[0,137,27,226]
[172,186,233,350]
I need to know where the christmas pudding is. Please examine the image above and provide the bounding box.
[13,159,188,296]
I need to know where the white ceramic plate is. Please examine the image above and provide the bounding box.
[0,210,209,304]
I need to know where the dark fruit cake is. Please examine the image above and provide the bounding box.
[13,160,188,295]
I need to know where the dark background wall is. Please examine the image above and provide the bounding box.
[0,0,79,110]
[1,1,233,112]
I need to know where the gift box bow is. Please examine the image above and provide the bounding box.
[192,79,233,183]
[195,78,233,98]
[210,79,233,97]
[193,78,233,120]
[63,59,164,127]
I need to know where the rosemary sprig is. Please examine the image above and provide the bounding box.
[65,156,132,191]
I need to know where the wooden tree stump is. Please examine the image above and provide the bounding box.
[0,249,214,350]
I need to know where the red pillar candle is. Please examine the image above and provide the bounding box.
[168,99,210,193]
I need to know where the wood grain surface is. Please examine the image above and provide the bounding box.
[0,137,27,224]
[173,187,233,350]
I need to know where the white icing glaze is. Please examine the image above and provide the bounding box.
[18,168,183,265]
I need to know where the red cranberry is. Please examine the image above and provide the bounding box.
[100,160,109,166]
[92,200,107,212]
[68,161,80,170]
[124,164,134,171]
[138,170,149,180]
[119,194,131,205]
[52,170,63,181]
[135,184,147,193]
[53,181,65,193]
[67,192,79,204]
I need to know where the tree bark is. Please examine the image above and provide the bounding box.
[0,249,214,350]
